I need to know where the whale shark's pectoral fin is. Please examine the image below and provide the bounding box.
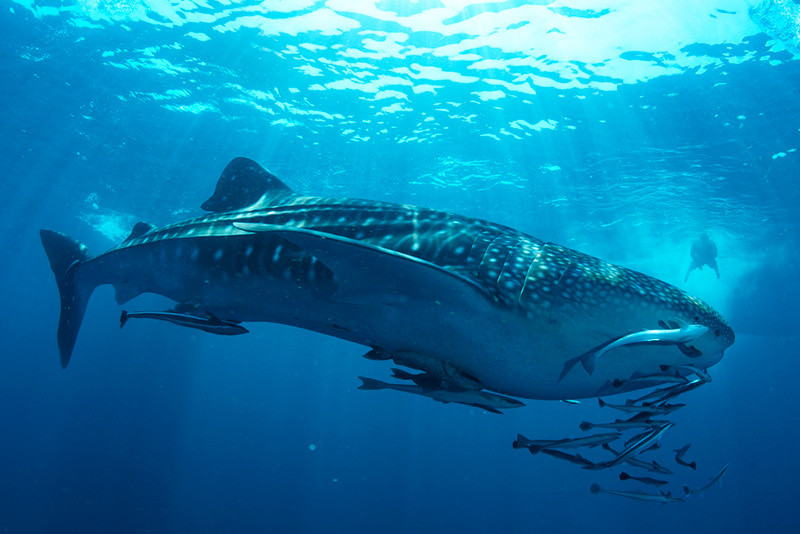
[558,355,584,382]
[234,223,490,304]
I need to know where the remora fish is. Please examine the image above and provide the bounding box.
[674,443,697,470]
[598,398,685,415]
[40,157,735,400]
[619,471,668,487]
[390,367,441,388]
[560,321,710,379]
[684,464,729,496]
[120,310,249,335]
[358,377,524,414]
[634,378,707,406]
[591,483,683,504]
[579,419,667,432]
[539,448,598,469]
[601,422,675,468]
[660,364,712,383]
[602,443,673,475]
[513,432,621,453]
[612,372,688,389]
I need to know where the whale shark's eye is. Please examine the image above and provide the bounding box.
[714,329,721,337]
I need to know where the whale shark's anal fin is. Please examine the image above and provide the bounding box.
[40,230,97,368]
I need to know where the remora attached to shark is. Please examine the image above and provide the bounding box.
[40,158,735,400]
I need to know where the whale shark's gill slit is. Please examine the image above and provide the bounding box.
[518,243,571,315]
[553,258,572,287]
[495,237,539,307]
[519,243,546,308]
[477,233,519,292]
[465,231,497,277]
[429,222,468,265]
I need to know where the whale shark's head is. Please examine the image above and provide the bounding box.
[541,245,736,395]
[677,295,735,365]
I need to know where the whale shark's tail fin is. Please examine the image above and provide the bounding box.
[40,230,96,369]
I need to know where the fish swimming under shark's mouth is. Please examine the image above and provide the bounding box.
[40,157,735,404]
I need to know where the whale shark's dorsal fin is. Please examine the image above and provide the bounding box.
[124,222,157,242]
[201,157,295,212]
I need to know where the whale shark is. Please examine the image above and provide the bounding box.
[40,157,735,401]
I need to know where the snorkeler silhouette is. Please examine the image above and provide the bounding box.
[685,233,719,281]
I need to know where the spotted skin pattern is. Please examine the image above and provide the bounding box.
[116,196,732,347]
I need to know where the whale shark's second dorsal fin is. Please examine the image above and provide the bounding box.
[201,157,295,212]
[124,222,157,242]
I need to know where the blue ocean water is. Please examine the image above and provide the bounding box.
[2,1,799,532]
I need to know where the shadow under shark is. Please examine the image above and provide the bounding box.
[40,158,734,401]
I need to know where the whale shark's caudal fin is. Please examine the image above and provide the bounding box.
[40,230,96,369]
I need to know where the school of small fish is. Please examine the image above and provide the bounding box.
[514,365,729,503]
